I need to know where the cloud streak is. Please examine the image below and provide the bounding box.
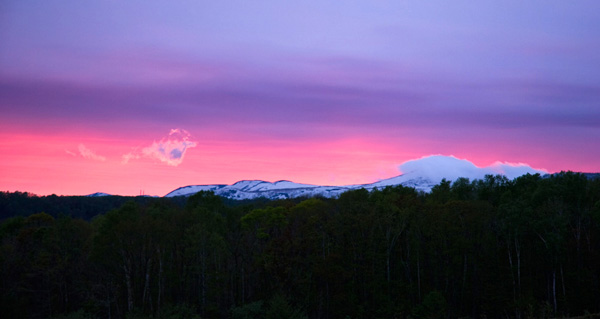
[78,144,106,161]
[65,149,77,157]
[121,151,140,165]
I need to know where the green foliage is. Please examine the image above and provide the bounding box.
[241,206,287,239]
[411,290,447,319]
[265,293,307,319]
[430,179,452,203]
[51,309,94,319]
[156,304,202,319]
[230,301,264,319]
[187,190,225,213]
[2,173,600,318]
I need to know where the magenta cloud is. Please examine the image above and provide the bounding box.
[141,129,197,166]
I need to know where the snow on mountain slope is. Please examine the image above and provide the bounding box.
[165,184,227,197]
[248,180,318,191]
[217,185,350,201]
[164,155,548,200]
[228,180,318,192]
[164,180,344,200]
[366,175,438,193]
[86,192,112,197]
[227,180,264,191]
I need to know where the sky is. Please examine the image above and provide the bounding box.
[1,0,599,196]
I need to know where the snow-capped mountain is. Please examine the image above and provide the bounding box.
[164,155,548,200]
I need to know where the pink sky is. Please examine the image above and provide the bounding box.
[1,1,599,196]
[0,126,592,196]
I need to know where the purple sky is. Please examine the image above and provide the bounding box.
[1,0,599,195]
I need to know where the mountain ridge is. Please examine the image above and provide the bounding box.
[89,156,587,199]
[163,171,451,199]
[164,155,549,200]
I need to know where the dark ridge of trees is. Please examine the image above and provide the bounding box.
[0,192,290,222]
[0,192,181,222]
[1,172,600,319]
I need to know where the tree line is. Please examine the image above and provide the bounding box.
[0,192,185,221]
[1,172,599,319]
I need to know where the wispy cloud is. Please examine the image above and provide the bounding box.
[121,151,140,164]
[78,144,106,161]
[65,149,77,157]
[122,129,196,166]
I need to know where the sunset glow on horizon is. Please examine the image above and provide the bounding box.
[2,1,599,196]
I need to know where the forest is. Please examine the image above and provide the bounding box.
[1,172,600,319]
